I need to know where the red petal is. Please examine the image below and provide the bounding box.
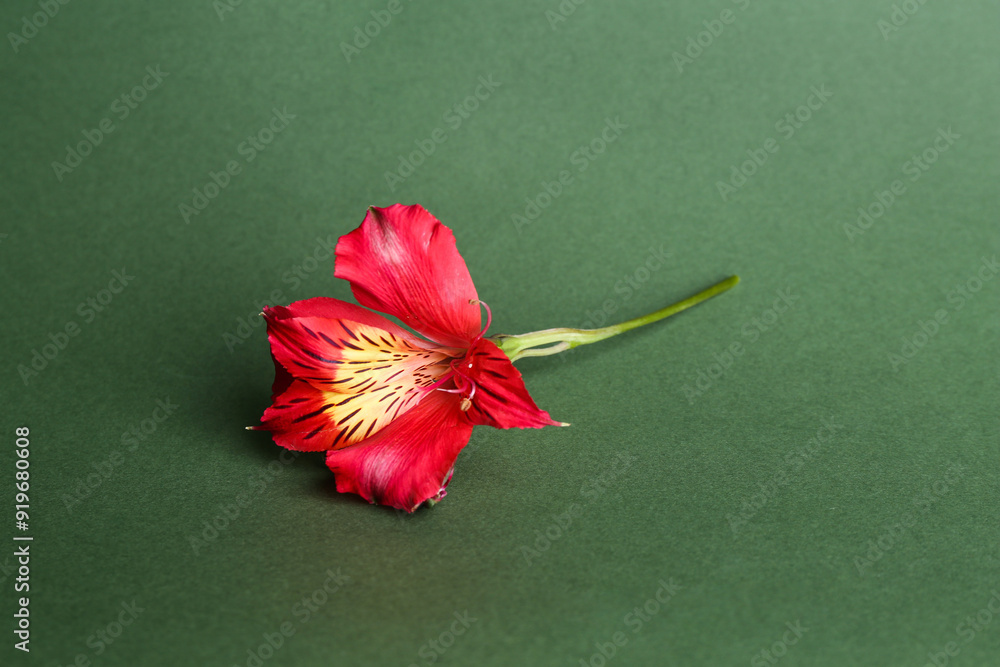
[259,298,456,450]
[257,379,344,451]
[269,351,293,401]
[263,300,450,392]
[335,204,482,348]
[266,297,425,341]
[462,339,564,429]
[325,389,474,512]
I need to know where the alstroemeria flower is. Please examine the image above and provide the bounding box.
[252,204,565,512]
[251,204,740,513]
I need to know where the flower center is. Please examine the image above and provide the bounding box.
[420,300,491,411]
[424,355,479,411]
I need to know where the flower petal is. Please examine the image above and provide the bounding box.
[462,338,565,429]
[325,389,474,512]
[259,299,456,450]
[257,379,345,451]
[334,204,482,347]
[265,296,425,341]
[269,351,294,401]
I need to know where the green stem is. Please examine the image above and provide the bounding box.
[491,275,740,362]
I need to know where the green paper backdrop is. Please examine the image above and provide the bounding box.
[1,1,997,665]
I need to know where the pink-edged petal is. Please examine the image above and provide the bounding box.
[263,300,449,390]
[334,204,482,348]
[462,338,565,429]
[325,389,474,512]
[259,308,455,450]
[266,296,428,342]
[269,351,293,401]
[256,379,344,451]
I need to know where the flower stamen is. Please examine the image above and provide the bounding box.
[423,355,480,411]
[470,299,492,344]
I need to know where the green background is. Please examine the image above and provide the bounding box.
[2,0,998,665]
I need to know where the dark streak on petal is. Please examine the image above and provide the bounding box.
[344,420,364,441]
[473,403,497,424]
[293,404,335,423]
[341,321,360,341]
[338,393,364,406]
[338,407,362,425]
[304,349,341,364]
[476,382,509,404]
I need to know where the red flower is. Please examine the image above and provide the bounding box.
[252,204,565,512]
